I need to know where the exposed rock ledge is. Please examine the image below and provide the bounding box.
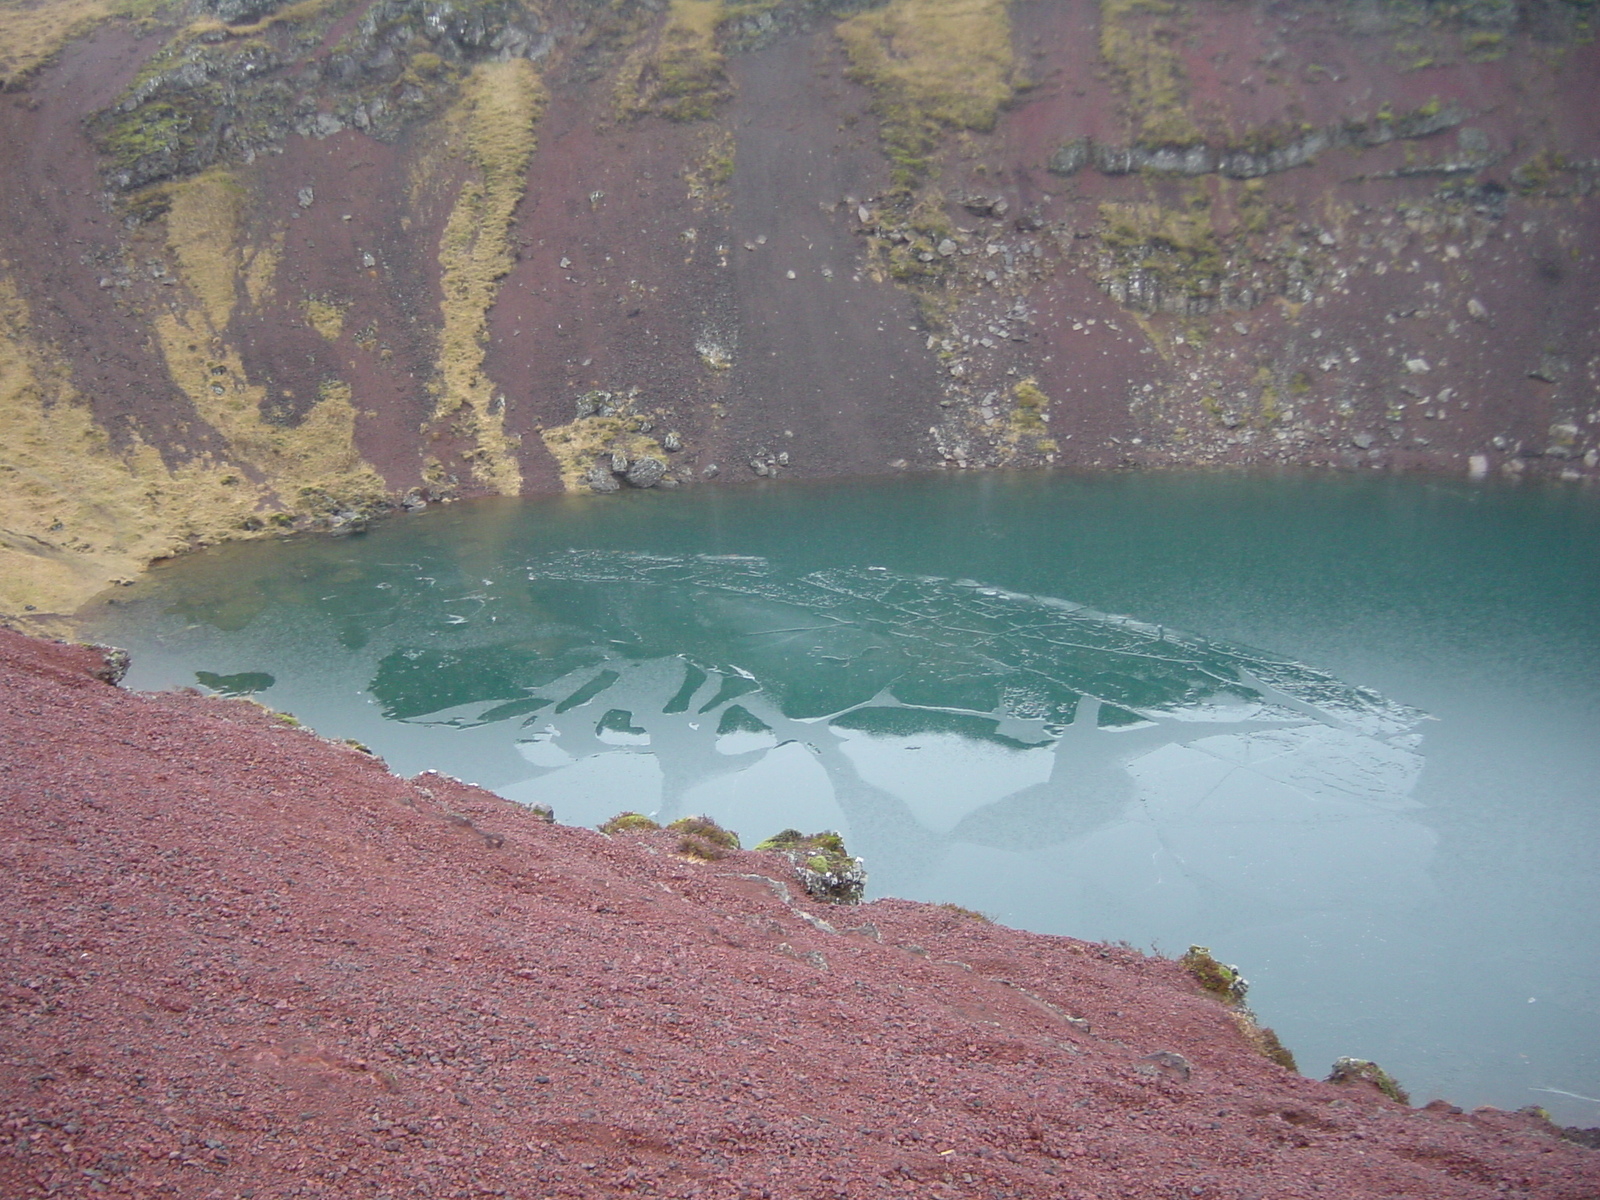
[2,628,1596,1199]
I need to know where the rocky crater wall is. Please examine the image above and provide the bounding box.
[1,0,1597,621]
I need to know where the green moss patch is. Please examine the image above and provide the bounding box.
[757,829,866,904]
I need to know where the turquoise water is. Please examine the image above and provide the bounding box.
[85,470,1600,1123]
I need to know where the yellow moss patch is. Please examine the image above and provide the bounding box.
[151,311,385,508]
[0,274,258,621]
[838,0,1013,130]
[684,125,735,206]
[540,416,667,492]
[837,0,1014,191]
[1001,376,1056,456]
[176,0,341,43]
[303,295,348,341]
[430,58,544,496]
[241,231,281,307]
[164,169,247,331]
[1098,0,1200,147]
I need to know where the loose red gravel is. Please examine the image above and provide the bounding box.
[2,627,1596,1199]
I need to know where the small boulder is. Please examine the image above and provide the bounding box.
[624,457,666,488]
[584,466,621,494]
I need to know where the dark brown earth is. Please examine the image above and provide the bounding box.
[4,627,1600,1199]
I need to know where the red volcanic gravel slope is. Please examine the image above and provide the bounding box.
[2,628,1597,1200]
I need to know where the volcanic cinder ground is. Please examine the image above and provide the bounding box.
[3,628,1600,1199]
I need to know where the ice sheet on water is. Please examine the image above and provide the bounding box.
[516,551,1426,736]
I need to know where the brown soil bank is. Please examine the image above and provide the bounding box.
[3,627,1598,1199]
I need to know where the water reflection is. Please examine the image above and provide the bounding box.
[340,551,1433,928]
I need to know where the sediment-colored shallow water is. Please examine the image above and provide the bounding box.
[84,470,1600,1124]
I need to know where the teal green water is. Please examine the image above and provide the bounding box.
[85,470,1600,1123]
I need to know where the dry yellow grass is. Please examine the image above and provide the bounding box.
[164,171,247,330]
[540,416,668,491]
[1098,0,1201,146]
[430,58,545,496]
[303,296,347,341]
[837,0,1014,133]
[0,0,118,87]
[0,274,258,622]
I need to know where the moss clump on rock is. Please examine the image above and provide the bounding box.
[669,814,741,860]
[756,829,867,904]
[1188,946,1301,1073]
[600,811,662,835]
[1183,944,1249,1003]
[1327,1057,1410,1105]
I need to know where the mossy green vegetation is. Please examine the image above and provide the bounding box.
[837,0,1015,194]
[615,0,743,122]
[1098,0,1201,147]
[1327,1057,1410,1104]
[669,815,741,860]
[600,811,663,835]
[1182,944,1249,1003]
[1099,195,1224,307]
[756,829,867,904]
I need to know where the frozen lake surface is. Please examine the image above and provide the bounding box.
[85,470,1600,1124]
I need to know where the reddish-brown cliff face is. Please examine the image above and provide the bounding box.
[3,627,1599,1198]
[1,0,1597,621]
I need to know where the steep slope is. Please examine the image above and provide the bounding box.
[1,0,1597,621]
[3,626,1599,1198]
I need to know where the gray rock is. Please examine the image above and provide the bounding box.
[584,466,621,493]
[610,451,630,474]
[661,430,683,452]
[701,463,719,478]
[1135,1051,1193,1082]
[1048,138,1089,176]
[624,457,666,488]
[1351,432,1375,449]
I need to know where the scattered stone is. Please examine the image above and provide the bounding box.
[1404,358,1431,374]
[1467,298,1489,320]
[937,239,957,257]
[661,431,683,452]
[1135,1051,1193,1082]
[1351,432,1375,449]
[701,463,719,478]
[297,186,314,208]
[610,451,630,474]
